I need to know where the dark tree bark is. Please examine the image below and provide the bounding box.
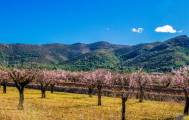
[42,90,46,98]
[50,84,55,93]
[14,83,28,110]
[184,97,189,115]
[139,86,144,102]
[136,92,139,99]
[3,84,6,93]
[41,85,46,98]
[121,93,128,120]
[40,81,51,98]
[1,80,7,93]
[88,87,93,97]
[97,85,102,106]
[184,88,189,115]
[18,88,24,110]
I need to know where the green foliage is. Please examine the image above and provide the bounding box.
[0,35,189,72]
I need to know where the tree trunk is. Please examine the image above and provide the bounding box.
[50,84,54,93]
[88,87,93,97]
[41,84,46,98]
[41,86,46,98]
[41,90,46,98]
[18,89,24,110]
[139,86,144,102]
[3,84,6,93]
[121,93,128,120]
[97,86,102,106]
[136,92,139,99]
[183,88,189,115]
[2,80,7,94]
[184,97,189,115]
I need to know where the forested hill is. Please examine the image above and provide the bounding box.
[0,35,189,72]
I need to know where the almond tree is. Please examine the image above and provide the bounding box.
[51,70,67,93]
[150,73,174,102]
[9,69,36,110]
[66,71,80,83]
[80,71,95,97]
[92,69,112,106]
[49,71,61,93]
[157,73,173,88]
[131,70,151,102]
[50,81,56,93]
[150,73,174,90]
[112,73,134,120]
[37,70,53,98]
[0,70,9,93]
[63,71,95,95]
[172,66,189,115]
[37,70,67,98]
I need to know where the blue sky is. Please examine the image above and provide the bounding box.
[0,0,188,45]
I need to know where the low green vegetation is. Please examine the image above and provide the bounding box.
[0,35,189,72]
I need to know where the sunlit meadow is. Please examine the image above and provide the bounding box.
[0,87,186,120]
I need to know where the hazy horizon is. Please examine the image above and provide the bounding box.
[0,35,187,46]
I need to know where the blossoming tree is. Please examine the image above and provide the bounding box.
[0,70,9,93]
[112,72,134,120]
[36,70,66,98]
[79,71,95,97]
[9,69,36,110]
[92,69,112,106]
[172,66,189,115]
[130,70,151,102]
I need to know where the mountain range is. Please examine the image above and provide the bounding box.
[0,35,189,72]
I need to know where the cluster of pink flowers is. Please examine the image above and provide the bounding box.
[0,69,9,81]
[172,66,189,88]
[36,70,68,85]
[3,66,189,90]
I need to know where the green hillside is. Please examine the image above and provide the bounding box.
[0,35,189,72]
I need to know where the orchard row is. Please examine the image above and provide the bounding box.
[0,67,189,120]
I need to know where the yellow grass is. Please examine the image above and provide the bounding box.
[0,87,186,120]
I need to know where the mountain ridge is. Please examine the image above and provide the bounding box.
[0,35,188,72]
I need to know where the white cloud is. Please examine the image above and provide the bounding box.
[132,28,144,33]
[155,25,177,33]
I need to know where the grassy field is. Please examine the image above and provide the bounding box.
[0,87,187,120]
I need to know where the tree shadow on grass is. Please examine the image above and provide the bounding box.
[127,101,142,106]
[50,92,89,99]
[52,92,72,95]
[142,115,184,120]
[58,104,101,109]
[72,96,88,99]
[175,115,184,120]
[25,97,51,99]
[0,108,17,110]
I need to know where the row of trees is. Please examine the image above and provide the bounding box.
[1,67,189,120]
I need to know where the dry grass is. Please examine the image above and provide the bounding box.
[0,87,186,120]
